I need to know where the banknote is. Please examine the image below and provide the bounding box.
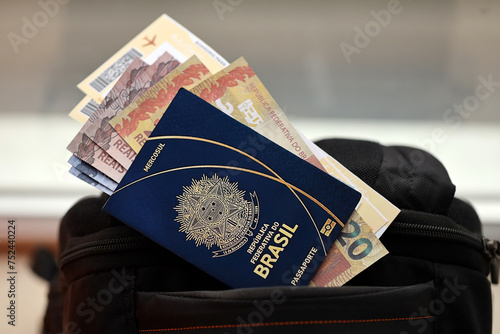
[109,56,212,153]
[67,57,147,182]
[70,135,126,183]
[67,52,180,181]
[79,52,180,169]
[189,57,326,170]
[101,53,181,168]
[68,155,118,191]
[69,167,113,195]
[77,14,228,104]
[303,135,400,236]
[309,211,388,287]
[68,38,191,124]
[108,56,325,169]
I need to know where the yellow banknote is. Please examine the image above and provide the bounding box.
[189,57,325,170]
[77,14,228,104]
[109,56,211,153]
[309,211,388,287]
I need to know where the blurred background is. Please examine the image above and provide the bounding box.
[0,0,498,332]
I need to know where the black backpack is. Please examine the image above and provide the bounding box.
[42,139,499,334]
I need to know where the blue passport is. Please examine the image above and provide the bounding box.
[103,89,361,288]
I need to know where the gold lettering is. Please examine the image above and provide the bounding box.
[254,264,269,279]
[253,223,298,280]
[273,234,289,247]
[283,223,298,233]
[260,254,277,268]
[269,245,284,259]
[278,227,293,239]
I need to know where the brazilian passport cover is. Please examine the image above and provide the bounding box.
[104,89,361,288]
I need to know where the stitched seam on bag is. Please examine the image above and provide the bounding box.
[138,316,435,332]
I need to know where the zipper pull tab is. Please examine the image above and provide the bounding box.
[483,238,500,284]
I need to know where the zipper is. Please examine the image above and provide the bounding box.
[59,235,159,269]
[59,222,500,284]
[387,221,500,284]
[387,221,483,249]
[483,238,500,284]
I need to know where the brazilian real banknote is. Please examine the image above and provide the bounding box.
[109,56,212,154]
[67,52,180,182]
[309,211,388,287]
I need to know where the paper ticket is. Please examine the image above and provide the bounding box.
[68,96,100,124]
[77,14,228,104]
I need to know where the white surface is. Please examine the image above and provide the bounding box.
[0,114,99,218]
[0,114,498,226]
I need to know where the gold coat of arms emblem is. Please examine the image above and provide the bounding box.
[174,174,259,257]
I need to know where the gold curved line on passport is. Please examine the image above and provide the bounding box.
[147,136,343,225]
[115,164,344,231]
[147,135,329,242]
[147,135,344,253]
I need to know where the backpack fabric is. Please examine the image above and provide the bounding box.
[42,139,498,334]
